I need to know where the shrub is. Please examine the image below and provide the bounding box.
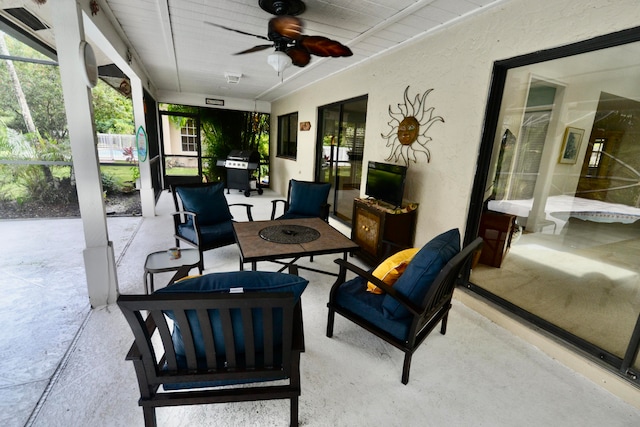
[101,172,120,195]
[14,165,77,205]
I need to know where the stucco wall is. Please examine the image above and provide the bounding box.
[270,0,640,246]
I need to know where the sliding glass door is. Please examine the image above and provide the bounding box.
[316,96,368,223]
[467,29,640,385]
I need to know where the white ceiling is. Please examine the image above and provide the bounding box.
[0,0,503,103]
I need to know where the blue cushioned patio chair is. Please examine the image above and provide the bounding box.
[171,181,254,273]
[118,265,308,427]
[326,229,483,384]
[270,179,331,221]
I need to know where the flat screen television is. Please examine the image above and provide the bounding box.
[365,161,407,207]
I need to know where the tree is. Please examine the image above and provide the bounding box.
[0,33,37,135]
[0,33,134,140]
[92,81,134,134]
[0,32,135,205]
[0,31,58,187]
[0,33,67,140]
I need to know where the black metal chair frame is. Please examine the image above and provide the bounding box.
[270,179,331,222]
[118,267,304,427]
[270,179,330,265]
[171,182,254,273]
[326,237,483,384]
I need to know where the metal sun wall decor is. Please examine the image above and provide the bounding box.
[381,86,444,167]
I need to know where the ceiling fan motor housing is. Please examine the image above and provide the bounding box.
[259,0,306,16]
[214,2,350,70]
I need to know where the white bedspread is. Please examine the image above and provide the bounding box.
[488,195,640,224]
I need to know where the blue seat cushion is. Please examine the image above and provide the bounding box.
[334,276,411,341]
[287,180,330,217]
[177,221,235,246]
[382,229,460,319]
[155,271,308,360]
[176,182,232,226]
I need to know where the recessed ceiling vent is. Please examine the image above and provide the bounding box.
[225,72,242,84]
[4,8,49,31]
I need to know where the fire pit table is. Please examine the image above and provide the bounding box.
[233,217,359,276]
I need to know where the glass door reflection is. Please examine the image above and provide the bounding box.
[316,96,368,223]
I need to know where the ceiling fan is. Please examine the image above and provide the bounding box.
[205,0,353,73]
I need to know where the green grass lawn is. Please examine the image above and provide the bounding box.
[101,164,139,183]
[0,164,140,201]
[165,166,198,176]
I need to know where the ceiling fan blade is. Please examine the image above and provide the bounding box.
[205,21,269,41]
[286,46,311,67]
[300,36,353,57]
[234,44,274,55]
[269,16,303,40]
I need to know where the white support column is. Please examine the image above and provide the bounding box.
[51,0,118,307]
[82,6,155,218]
[130,76,156,217]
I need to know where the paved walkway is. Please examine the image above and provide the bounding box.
[0,216,143,427]
[0,188,281,426]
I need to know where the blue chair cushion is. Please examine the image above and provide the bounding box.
[177,221,235,246]
[176,182,232,226]
[334,275,411,341]
[155,271,308,360]
[382,229,460,319]
[287,180,330,217]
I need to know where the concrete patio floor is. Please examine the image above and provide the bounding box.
[2,188,639,426]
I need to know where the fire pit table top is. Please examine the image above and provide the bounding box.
[233,217,359,274]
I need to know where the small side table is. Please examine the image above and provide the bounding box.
[143,248,200,294]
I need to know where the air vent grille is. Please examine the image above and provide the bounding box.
[4,8,49,31]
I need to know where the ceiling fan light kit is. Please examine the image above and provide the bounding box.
[267,51,292,74]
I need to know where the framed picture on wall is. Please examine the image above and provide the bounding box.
[559,127,584,164]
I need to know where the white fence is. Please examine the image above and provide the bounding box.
[97,133,137,162]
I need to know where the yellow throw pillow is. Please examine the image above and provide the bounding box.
[175,274,201,283]
[367,248,420,294]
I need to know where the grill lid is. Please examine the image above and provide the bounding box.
[227,150,260,162]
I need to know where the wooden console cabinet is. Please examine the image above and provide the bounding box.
[351,198,417,266]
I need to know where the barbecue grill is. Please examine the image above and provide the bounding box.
[216,150,263,197]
